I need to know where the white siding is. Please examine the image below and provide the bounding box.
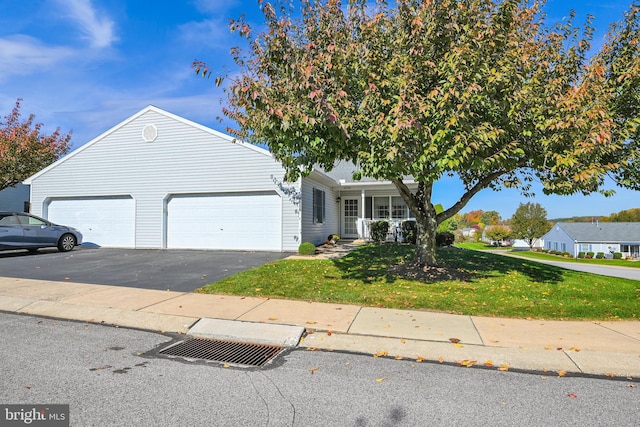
[300,177,340,246]
[27,107,302,251]
[542,225,577,256]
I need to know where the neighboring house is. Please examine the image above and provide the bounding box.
[23,105,417,251]
[0,183,30,212]
[541,222,640,258]
[461,227,477,238]
[481,225,542,249]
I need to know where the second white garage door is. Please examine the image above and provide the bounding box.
[166,193,282,250]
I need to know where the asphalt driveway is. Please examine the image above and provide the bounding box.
[0,247,293,292]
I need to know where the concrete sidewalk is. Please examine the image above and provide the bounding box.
[1,275,638,379]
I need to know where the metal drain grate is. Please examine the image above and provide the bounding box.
[158,338,285,368]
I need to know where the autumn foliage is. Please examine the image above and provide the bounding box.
[195,0,640,266]
[0,99,71,191]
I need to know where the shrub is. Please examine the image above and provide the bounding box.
[596,252,605,259]
[578,252,585,259]
[613,252,622,259]
[298,242,316,255]
[370,220,389,242]
[401,220,417,244]
[563,252,570,257]
[436,232,455,247]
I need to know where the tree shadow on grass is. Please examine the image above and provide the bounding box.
[332,243,566,284]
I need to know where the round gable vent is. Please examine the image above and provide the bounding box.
[142,124,158,142]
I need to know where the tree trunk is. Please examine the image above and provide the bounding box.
[415,205,438,266]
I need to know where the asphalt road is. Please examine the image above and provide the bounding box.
[503,252,640,281]
[0,247,293,292]
[1,312,638,427]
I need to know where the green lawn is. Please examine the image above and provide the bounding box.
[196,244,640,320]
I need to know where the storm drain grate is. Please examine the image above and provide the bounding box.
[158,338,285,368]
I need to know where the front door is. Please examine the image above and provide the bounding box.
[342,198,359,238]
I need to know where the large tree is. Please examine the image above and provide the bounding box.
[0,99,71,191]
[195,0,640,266]
[510,202,552,249]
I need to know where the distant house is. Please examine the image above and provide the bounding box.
[541,222,640,258]
[0,183,30,212]
[481,225,541,249]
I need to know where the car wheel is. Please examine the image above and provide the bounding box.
[58,234,76,252]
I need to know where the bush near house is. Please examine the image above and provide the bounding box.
[401,220,417,244]
[578,252,585,259]
[370,220,389,242]
[596,252,605,259]
[436,232,455,247]
[614,252,622,259]
[298,242,316,255]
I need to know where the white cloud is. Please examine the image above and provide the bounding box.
[0,35,74,80]
[54,0,117,48]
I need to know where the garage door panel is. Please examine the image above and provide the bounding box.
[47,197,135,248]
[167,193,281,250]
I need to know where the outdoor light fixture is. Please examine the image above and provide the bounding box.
[336,196,341,203]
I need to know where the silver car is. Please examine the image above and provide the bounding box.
[0,211,83,253]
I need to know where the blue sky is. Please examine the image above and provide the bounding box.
[1,0,638,220]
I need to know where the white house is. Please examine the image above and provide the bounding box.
[24,106,417,251]
[541,222,640,258]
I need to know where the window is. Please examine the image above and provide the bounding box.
[391,197,409,220]
[313,188,325,224]
[579,244,592,252]
[373,197,389,219]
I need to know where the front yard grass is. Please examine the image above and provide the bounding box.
[196,244,640,320]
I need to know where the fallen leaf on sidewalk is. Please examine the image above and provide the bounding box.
[453,343,463,348]
[268,317,278,321]
[438,357,444,363]
[484,360,493,367]
[449,338,461,343]
[458,360,476,367]
[567,393,577,398]
[569,347,581,352]
[558,370,567,377]
[306,321,317,325]
[373,350,388,358]
[604,373,615,378]
[327,331,332,336]
[376,377,386,383]
[395,355,403,360]
[498,364,509,371]
[416,357,425,363]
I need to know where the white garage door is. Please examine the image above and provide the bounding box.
[167,193,281,250]
[47,196,135,248]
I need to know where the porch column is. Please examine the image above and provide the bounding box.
[360,189,366,239]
